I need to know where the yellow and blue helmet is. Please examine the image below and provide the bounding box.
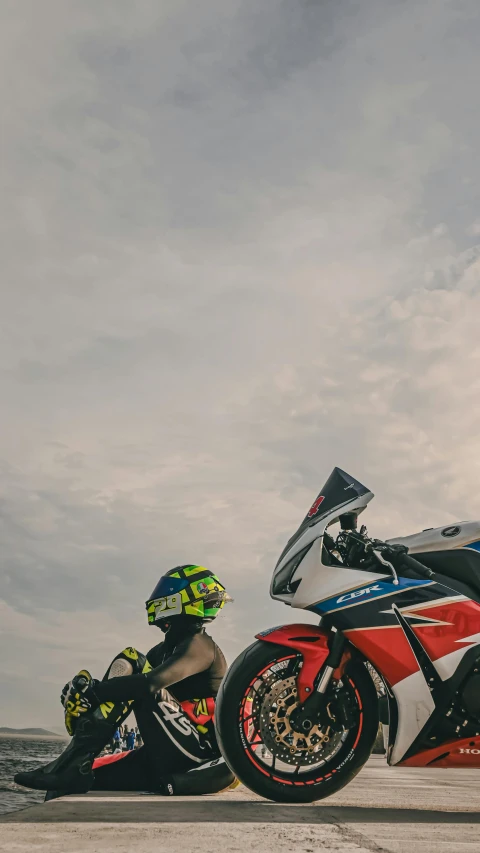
[146,565,230,626]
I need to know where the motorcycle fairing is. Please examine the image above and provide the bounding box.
[309,575,434,616]
[330,586,480,764]
[288,538,391,610]
[399,734,480,767]
[261,589,480,765]
[271,468,374,600]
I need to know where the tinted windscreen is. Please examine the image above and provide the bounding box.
[276,467,370,567]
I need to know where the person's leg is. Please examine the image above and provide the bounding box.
[86,687,212,792]
[168,756,237,795]
[14,702,124,793]
[132,689,236,794]
[134,689,210,775]
[91,747,153,791]
[17,647,234,797]
[43,688,236,796]
[14,647,149,793]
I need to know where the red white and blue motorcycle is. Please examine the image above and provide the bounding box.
[216,468,480,802]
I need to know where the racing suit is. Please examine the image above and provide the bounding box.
[89,619,232,793]
[15,619,234,796]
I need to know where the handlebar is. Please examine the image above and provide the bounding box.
[370,542,435,581]
[396,551,435,580]
[335,530,435,581]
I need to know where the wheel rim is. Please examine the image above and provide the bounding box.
[238,653,363,784]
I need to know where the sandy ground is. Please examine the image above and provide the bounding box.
[1,757,479,853]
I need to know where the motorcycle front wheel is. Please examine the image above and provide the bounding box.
[215,640,378,803]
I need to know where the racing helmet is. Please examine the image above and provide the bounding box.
[146,565,230,626]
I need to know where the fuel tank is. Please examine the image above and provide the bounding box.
[388,520,480,554]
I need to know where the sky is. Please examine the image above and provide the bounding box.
[1,0,480,728]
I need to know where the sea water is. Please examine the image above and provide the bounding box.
[0,736,66,815]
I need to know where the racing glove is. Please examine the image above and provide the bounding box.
[60,670,101,735]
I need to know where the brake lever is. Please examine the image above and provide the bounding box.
[372,548,399,585]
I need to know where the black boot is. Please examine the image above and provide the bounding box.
[14,710,115,793]
[44,790,64,802]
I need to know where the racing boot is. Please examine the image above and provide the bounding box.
[44,790,64,802]
[14,708,116,793]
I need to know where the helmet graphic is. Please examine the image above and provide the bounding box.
[146,565,230,626]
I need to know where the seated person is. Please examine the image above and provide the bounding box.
[15,565,236,796]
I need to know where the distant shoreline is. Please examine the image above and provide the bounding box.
[0,732,67,741]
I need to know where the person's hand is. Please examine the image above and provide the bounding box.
[60,670,97,735]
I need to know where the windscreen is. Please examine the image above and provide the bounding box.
[275,467,371,568]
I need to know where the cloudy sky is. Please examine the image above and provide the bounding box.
[1,0,480,728]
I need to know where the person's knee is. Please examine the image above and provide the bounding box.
[107,647,146,679]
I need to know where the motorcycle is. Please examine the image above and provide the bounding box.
[215,467,480,802]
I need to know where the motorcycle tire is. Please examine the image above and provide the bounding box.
[216,639,378,803]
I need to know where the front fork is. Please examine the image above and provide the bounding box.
[315,629,347,693]
[255,622,353,726]
[289,630,350,733]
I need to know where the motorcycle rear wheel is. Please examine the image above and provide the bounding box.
[216,640,378,803]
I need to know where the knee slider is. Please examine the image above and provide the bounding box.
[108,647,147,678]
[108,658,134,679]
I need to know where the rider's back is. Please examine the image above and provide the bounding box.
[147,628,227,701]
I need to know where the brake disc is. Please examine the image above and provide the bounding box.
[254,674,343,767]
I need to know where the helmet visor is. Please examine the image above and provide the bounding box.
[146,575,190,603]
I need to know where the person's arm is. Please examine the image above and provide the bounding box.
[90,634,214,704]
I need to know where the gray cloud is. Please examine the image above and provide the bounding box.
[1,0,480,726]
